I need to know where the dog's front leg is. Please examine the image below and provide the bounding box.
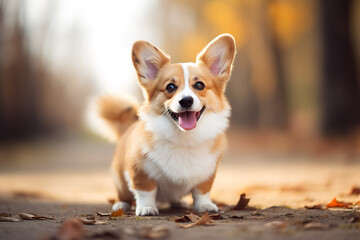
[126,170,159,216]
[133,188,158,216]
[192,173,218,213]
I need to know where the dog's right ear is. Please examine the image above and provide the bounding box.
[131,41,170,85]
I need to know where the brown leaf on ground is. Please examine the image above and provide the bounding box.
[0,213,12,217]
[176,212,214,229]
[78,216,96,225]
[251,210,263,216]
[305,204,323,210]
[264,221,287,229]
[349,216,360,223]
[186,213,201,221]
[19,213,36,220]
[19,212,55,220]
[0,216,20,222]
[57,218,85,240]
[124,225,169,239]
[174,213,200,223]
[304,222,329,230]
[326,198,351,208]
[350,186,360,195]
[97,211,111,217]
[110,209,124,217]
[94,220,108,225]
[78,216,108,225]
[209,213,222,220]
[232,193,250,210]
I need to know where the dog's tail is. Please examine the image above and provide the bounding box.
[87,95,139,142]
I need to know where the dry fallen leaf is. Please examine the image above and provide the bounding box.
[305,204,323,210]
[110,209,124,217]
[251,210,263,216]
[349,216,360,223]
[57,218,85,240]
[124,225,169,239]
[176,212,214,229]
[94,221,108,225]
[174,213,200,223]
[173,216,189,223]
[78,216,107,225]
[350,186,360,195]
[233,193,250,210]
[326,198,351,208]
[209,213,222,220]
[0,213,12,217]
[0,216,20,222]
[19,212,55,220]
[19,213,37,220]
[264,221,287,229]
[304,222,329,230]
[78,216,96,225]
[97,211,111,217]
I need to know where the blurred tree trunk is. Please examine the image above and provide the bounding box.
[0,3,39,141]
[247,0,287,129]
[320,0,360,136]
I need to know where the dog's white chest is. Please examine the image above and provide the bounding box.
[138,108,230,203]
[142,139,218,202]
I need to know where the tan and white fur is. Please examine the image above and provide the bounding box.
[95,34,236,216]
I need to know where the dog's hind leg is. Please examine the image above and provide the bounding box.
[111,167,133,211]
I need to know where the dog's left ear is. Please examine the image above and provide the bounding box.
[196,34,236,79]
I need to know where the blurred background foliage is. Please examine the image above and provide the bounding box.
[0,0,359,144]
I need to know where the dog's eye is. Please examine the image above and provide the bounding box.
[166,83,177,93]
[193,81,205,90]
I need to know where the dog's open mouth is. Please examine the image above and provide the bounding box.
[168,106,205,130]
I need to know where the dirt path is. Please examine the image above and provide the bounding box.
[0,197,359,240]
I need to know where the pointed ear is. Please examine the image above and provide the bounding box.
[131,41,170,84]
[196,34,236,78]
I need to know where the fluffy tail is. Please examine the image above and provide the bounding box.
[87,95,139,142]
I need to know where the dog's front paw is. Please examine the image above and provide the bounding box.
[194,202,218,213]
[112,201,131,211]
[136,205,159,216]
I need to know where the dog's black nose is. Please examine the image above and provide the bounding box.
[179,96,194,109]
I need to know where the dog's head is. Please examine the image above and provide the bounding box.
[132,34,236,131]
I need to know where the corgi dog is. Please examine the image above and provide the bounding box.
[95,34,236,216]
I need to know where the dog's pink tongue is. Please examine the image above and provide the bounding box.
[178,111,197,130]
